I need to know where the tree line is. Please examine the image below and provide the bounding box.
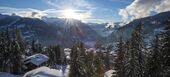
[0,28,66,75]
[114,17,170,77]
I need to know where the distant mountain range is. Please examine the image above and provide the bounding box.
[106,11,170,44]
[0,11,170,47]
[0,14,103,47]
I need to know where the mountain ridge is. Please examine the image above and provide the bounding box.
[0,14,102,47]
[107,11,170,43]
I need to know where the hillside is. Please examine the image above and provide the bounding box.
[0,14,102,47]
[107,11,170,43]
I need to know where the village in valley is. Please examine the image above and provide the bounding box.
[0,32,117,77]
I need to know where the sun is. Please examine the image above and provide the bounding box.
[63,9,84,20]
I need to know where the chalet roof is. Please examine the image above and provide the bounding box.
[23,66,62,77]
[24,54,49,66]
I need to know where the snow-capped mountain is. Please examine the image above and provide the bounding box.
[107,11,170,43]
[0,14,102,47]
[87,23,112,37]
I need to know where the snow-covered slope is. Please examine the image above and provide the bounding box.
[0,72,22,77]
[107,11,170,43]
[88,23,113,37]
[23,66,65,77]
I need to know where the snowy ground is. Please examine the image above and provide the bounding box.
[1,66,113,77]
[104,70,116,77]
[23,66,69,77]
[0,65,69,77]
[0,72,22,77]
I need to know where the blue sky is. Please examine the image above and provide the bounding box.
[0,0,133,23]
[0,0,170,24]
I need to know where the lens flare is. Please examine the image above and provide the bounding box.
[63,9,84,20]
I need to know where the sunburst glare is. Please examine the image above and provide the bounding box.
[63,9,85,20]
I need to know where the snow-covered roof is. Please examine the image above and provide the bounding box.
[104,70,116,77]
[24,54,49,66]
[64,48,71,52]
[23,66,62,77]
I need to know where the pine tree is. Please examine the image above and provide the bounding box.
[146,35,163,77]
[0,31,6,71]
[94,53,105,77]
[9,29,24,74]
[1,29,12,72]
[15,29,25,55]
[37,43,42,53]
[46,45,62,66]
[125,22,146,77]
[54,45,62,64]
[114,37,126,77]
[77,42,87,76]
[162,17,170,76]
[104,45,113,71]
[85,51,96,77]
[30,39,43,54]
[69,42,92,77]
[47,46,55,66]
[69,45,82,77]
[11,36,22,74]
[0,29,24,74]
[31,39,36,54]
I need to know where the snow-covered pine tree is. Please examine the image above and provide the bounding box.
[94,53,105,77]
[114,36,126,77]
[15,29,26,56]
[32,41,43,54]
[69,45,82,77]
[104,45,113,71]
[146,35,163,77]
[36,43,42,53]
[69,42,97,77]
[0,31,7,71]
[53,45,62,64]
[1,29,12,72]
[85,50,96,77]
[0,29,24,74]
[46,46,55,66]
[0,32,2,71]
[12,29,24,74]
[125,22,146,77]
[46,45,62,65]
[77,42,86,76]
[162,17,170,76]
[31,39,36,55]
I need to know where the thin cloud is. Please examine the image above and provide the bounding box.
[43,8,92,19]
[84,18,113,24]
[0,6,47,18]
[0,6,92,20]
[44,0,94,20]
[110,0,132,4]
[45,0,93,9]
